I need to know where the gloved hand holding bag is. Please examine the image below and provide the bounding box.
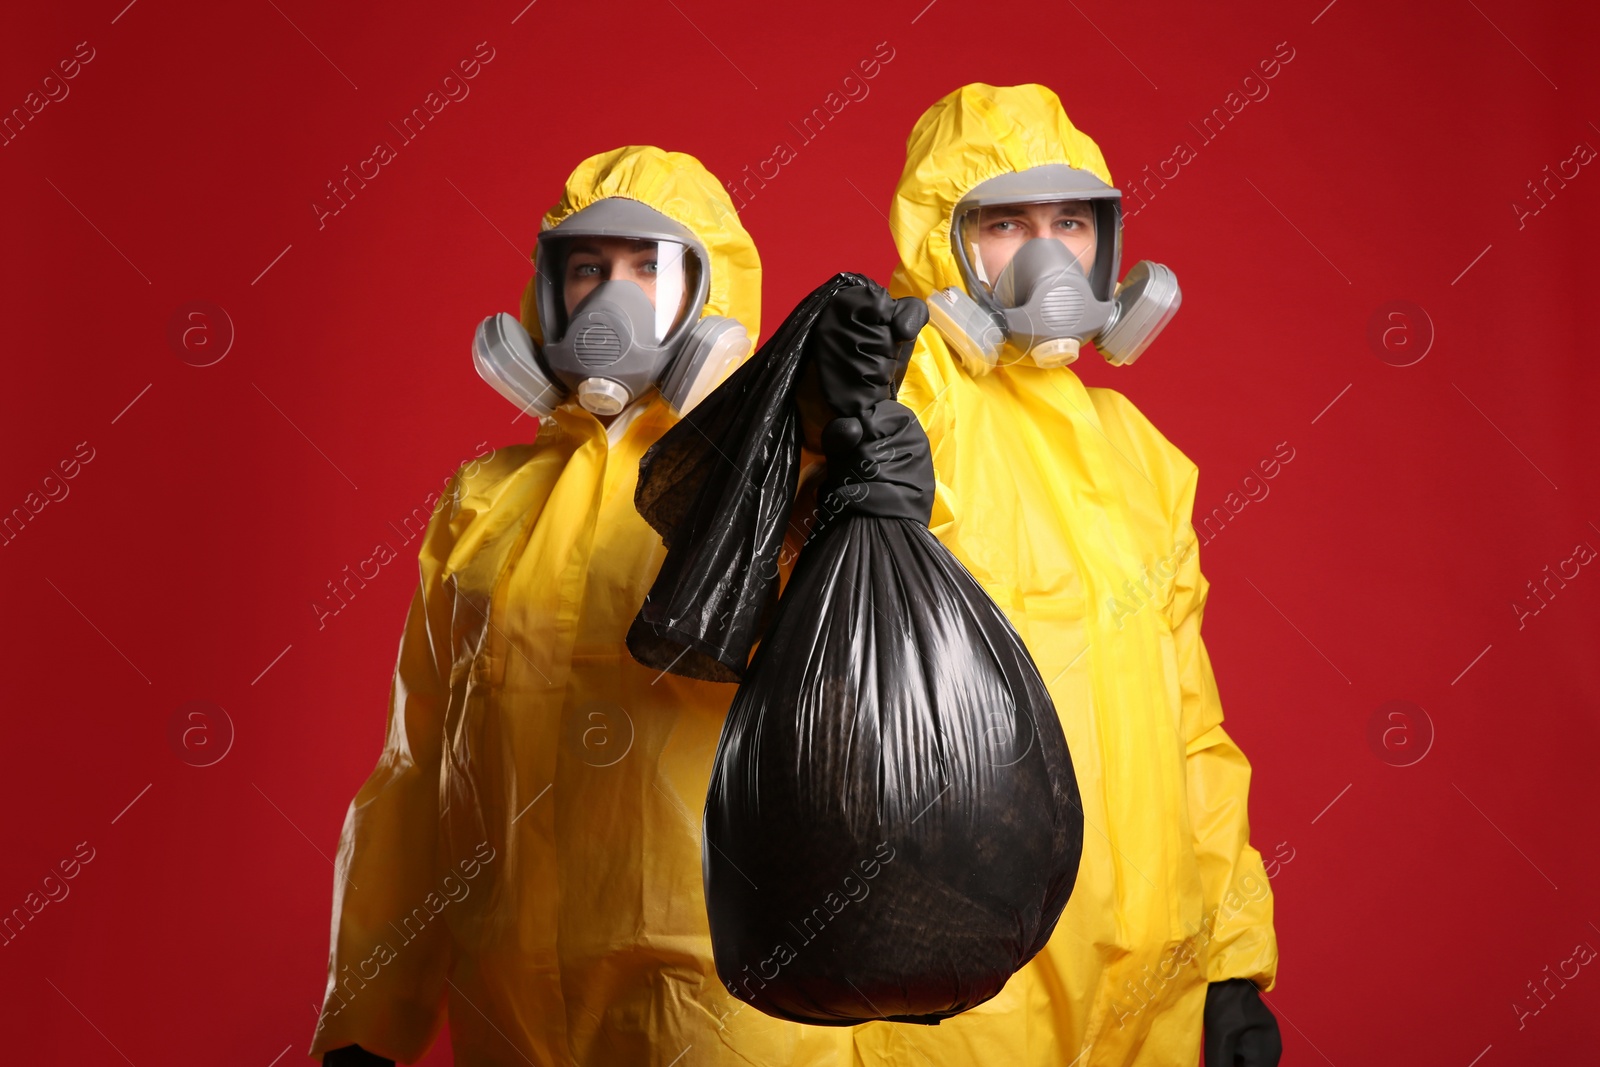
[1204,978,1283,1066]
[629,274,1085,1026]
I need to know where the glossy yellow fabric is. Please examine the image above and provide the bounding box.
[848,83,1280,1065]
[308,111,1277,1065]
[308,147,853,1065]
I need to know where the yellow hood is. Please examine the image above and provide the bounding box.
[519,145,761,348]
[888,83,1113,300]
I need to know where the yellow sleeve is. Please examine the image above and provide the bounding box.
[1167,464,1281,993]
[309,468,466,1061]
[898,331,958,538]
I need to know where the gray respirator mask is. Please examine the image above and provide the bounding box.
[471,197,750,422]
[926,164,1181,373]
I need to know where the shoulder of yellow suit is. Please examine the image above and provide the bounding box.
[887,83,1113,301]
[1089,385,1200,535]
[899,324,1197,536]
[517,145,761,350]
[433,398,681,534]
[435,443,540,520]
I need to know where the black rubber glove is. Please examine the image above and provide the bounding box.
[805,282,928,420]
[323,1045,395,1067]
[1203,978,1282,1067]
[801,281,934,529]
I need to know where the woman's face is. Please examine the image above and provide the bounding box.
[972,200,1097,286]
[562,236,668,316]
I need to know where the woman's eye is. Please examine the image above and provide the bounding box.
[642,260,659,274]
[572,263,600,277]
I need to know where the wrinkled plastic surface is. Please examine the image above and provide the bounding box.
[707,513,1082,1025]
[631,273,1083,1026]
[625,277,823,681]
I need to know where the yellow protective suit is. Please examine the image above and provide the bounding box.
[308,146,852,1066]
[309,104,1277,1065]
[846,83,1281,1065]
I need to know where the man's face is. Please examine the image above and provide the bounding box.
[562,236,686,318]
[971,200,1097,287]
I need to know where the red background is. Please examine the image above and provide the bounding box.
[3,0,1597,1062]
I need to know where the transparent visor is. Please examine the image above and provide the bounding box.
[956,197,1101,292]
[546,234,701,344]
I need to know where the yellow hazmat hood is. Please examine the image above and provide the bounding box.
[888,83,1113,300]
[520,144,761,348]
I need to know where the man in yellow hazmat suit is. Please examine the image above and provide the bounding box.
[831,82,1281,1065]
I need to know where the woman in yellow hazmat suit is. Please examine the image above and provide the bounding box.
[307,146,858,1066]
[833,83,1281,1066]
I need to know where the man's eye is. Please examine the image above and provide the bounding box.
[990,220,1019,233]
[1055,218,1083,230]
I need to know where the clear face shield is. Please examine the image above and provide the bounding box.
[544,234,701,350]
[950,180,1122,368]
[956,198,1108,298]
[533,198,714,415]
[473,197,753,424]
[926,164,1180,371]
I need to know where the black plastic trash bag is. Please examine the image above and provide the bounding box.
[629,274,1083,1026]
